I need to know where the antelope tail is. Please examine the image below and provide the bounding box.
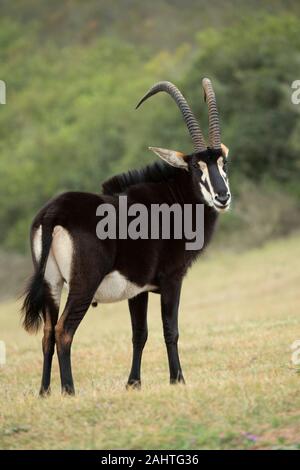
[21,222,53,333]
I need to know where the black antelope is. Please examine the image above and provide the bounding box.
[22,78,231,395]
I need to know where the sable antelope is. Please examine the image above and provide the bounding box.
[22,78,231,395]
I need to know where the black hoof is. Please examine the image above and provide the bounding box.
[126,379,141,390]
[170,375,185,385]
[61,385,75,396]
[39,387,51,397]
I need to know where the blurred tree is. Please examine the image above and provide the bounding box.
[0,7,300,251]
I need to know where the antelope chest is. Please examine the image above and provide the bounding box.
[94,270,157,303]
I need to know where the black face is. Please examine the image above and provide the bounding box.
[188,153,231,212]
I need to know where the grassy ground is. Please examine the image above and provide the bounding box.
[0,234,300,450]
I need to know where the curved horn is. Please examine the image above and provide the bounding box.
[136,81,207,152]
[202,78,221,150]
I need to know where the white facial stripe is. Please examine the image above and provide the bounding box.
[220,171,229,190]
[198,162,213,205]
[217,157,229,187]
[199,162,209,184]
[199,183,213,206]
[198,161,215,198]
[198,160,231,208]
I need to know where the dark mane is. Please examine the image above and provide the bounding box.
[102,160,179,195]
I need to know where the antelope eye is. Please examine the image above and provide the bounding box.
[218,156,227,172]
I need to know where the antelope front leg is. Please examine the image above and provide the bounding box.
[160,279,185,384]
[126,292,148,389]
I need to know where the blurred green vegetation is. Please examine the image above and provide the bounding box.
[0,1,300,252]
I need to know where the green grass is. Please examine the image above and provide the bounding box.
[1,234,300,449]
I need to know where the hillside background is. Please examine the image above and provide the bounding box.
[0,0,300,296]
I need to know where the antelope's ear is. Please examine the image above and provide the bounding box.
[149,147,188,169]
[221,143,229,158]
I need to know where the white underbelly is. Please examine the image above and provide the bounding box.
[94,270,157,303]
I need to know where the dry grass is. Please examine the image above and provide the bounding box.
[1,234,300,449]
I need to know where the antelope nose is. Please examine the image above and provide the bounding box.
[215,192,230,205]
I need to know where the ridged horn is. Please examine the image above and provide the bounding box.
[202,78,221,150]
[136,81,207,152]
